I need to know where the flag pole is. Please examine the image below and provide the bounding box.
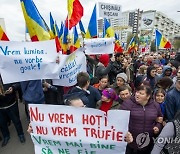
[155,29,158,53]
[96,2,98,38]
[67,0,70,54]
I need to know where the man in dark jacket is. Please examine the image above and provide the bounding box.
[108,53,125,84]
[165,77,180,121]
[68,72,101,108]
[0,77,25,147]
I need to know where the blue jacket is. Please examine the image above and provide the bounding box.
[20,80,44,104]
[69,85,101,108]
[165,87,180,121]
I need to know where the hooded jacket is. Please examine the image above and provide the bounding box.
[161,65,172,78]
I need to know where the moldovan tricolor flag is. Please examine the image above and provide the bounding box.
[65,0,83,30]
[0,26,9,41]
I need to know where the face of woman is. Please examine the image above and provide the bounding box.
[155,92,165,103]
[150,69,156,77]
[135,90,150,105]
[116,77,125,87]
[101,95,110,102]
[99,78,108,89]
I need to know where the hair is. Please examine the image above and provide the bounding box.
[77,72,90,88]
[99,75,109,81]
[154,88,166,98]
[138,65,147,75]
[118,85,132,94]
[156,77,173,90]
[64,96,82,106]
[115,52,123,58]
[136,85,152,97]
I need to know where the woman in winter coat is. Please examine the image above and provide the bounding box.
[120,85,163,154]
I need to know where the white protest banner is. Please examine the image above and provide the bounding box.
[0,40,59,83]
[52,48,86,86]
[84,38,114,55]
[98,2,122,19]
[29,104,130,154]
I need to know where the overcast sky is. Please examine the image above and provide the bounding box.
[0,0,180,41]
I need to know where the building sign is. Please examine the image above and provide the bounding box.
[98,2,121,19]
[141,12,155,30]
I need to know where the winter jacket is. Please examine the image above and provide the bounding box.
[20,80,44,104]
[120,96,163,150]
[96,100,120,110]
[159,65,172,79]
[43,79,64,105]
[0,82,20,109]
[95,62,112,81]
[108,61,124,84]
[165,87,180,121]
[69,85,101,108]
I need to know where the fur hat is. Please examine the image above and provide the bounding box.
[116,73,127,82]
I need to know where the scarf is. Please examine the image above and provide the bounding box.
[100,100,113,113]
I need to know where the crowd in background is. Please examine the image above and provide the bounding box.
[0,50,180,154]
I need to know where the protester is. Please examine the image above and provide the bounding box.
[0,76,25,147]
[118,85,132,102]
[156,65,163,76]
[154,88,166,117]
[68,72,101,108]
[96,88,119,112]
[95,54,112,82]
[165,76,180,121]
[151,110,180,154]
[120,85,163,154]
[93,75,109,95]
[172,67,180,85]
[144,66,157,89]
[160,65,173,79]
[111,72,128,94]
[155,77,173,92]
[108,53,125,84]
[20,80,45,121]
[43,79,64,105]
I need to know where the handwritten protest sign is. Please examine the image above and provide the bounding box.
[84,38,114,55]
[0,40,59,83]
[29,104,130,154]
[52,48,86,86]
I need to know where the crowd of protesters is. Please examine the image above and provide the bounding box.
[0,50,180,154]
